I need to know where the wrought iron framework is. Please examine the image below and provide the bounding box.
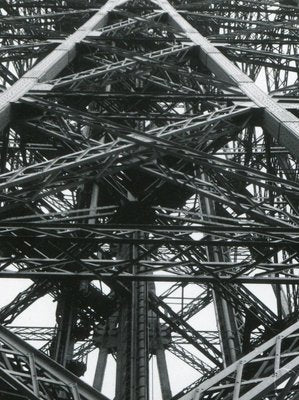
[0,0,298,399]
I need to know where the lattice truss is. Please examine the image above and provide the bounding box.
[0,0,298,399]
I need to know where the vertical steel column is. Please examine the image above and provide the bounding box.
[115,296,132,400]
[152,289,172,400]
[90,183,110,392]
[115,200,149,400]
[51,287,77,368]
[131,254,149,400]
[201,184,241,366]
[130,77,149,400]
[93,348,109,392]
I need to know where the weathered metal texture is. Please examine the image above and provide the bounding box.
[0,0,299,399]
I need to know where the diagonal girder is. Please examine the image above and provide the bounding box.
[0,325,109,400]
[167,343,218,376]
[149,292,222,367]
[35,42,193,90]
[179,320,299,400]
[0,0,129,131]
[152,0,299,157]
[0,281,53,325]
[0,105,252,197]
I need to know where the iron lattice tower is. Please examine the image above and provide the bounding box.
[0,0,299,399]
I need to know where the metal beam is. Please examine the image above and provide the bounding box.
[179,321,299,400]
[0,0,129,131]
[153,0,299,157]
[0,325,109,400]
[0,271,299,284]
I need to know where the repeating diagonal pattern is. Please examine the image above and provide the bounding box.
[0,0,298,399]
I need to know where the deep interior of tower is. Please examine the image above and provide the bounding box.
[0,0,299,399]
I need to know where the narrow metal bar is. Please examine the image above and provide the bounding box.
[28,353,40,397]
[156,348,172,400]
[71,383,81,400]
[274,336,282,373]
[233,361,244,400]
[2,271,299,284]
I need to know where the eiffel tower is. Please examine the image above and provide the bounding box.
[0,0,299,399]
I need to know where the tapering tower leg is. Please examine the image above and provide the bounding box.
[115,200,150,400]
